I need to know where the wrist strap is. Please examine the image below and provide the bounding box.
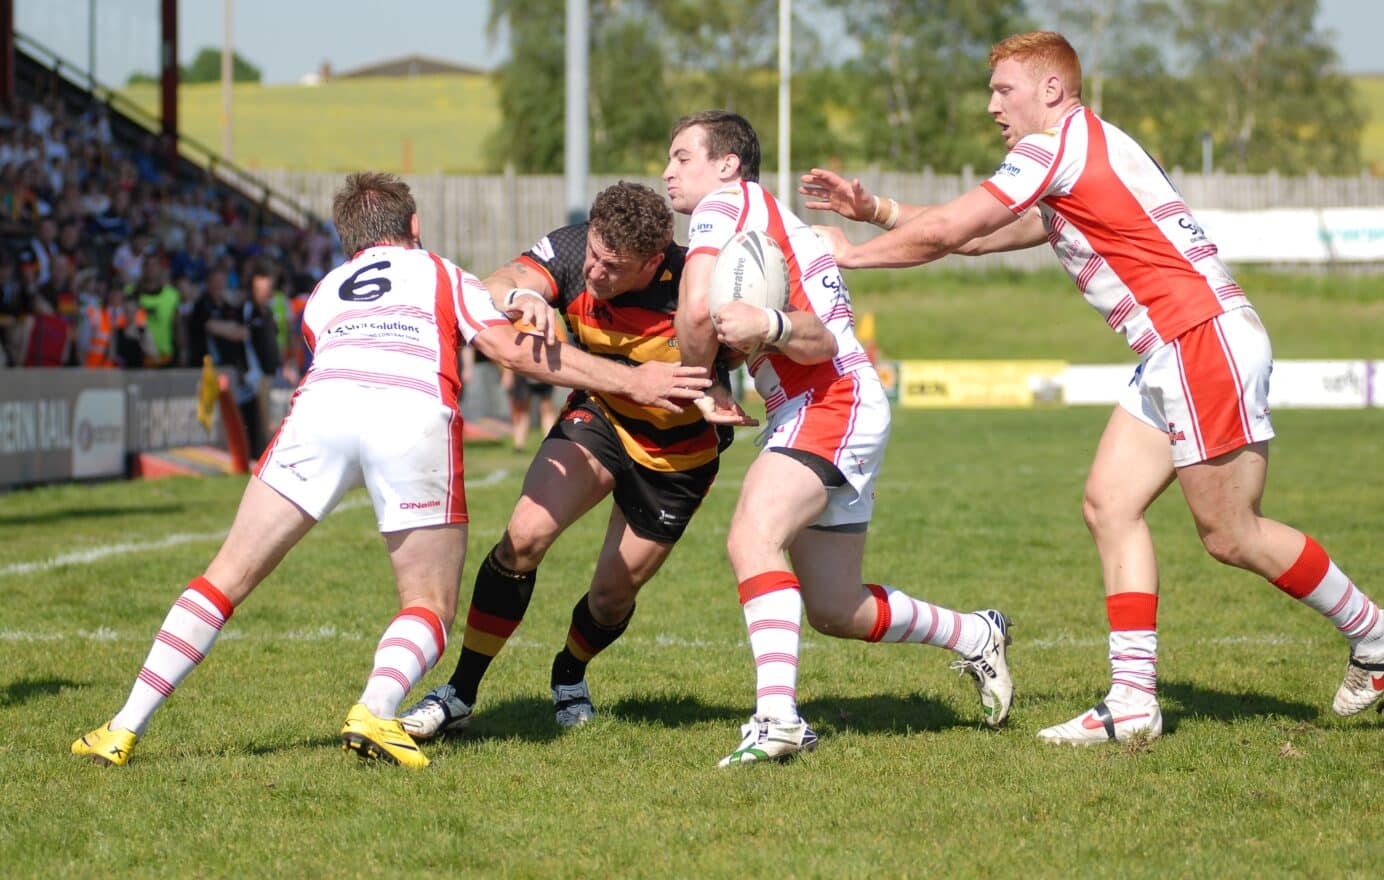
[505,287,545,308]
[871,195,900,230]
[762,307,793,347]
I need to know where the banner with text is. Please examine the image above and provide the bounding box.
[0,369,224,488]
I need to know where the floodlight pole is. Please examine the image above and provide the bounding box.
[564,0,589,225]
[777,0,791,203]
[221,0,233,160]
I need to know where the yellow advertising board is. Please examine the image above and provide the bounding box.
[898,360,1068,408]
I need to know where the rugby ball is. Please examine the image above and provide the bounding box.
[709,229,789,314]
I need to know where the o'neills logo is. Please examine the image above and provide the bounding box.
[399,500,442,510]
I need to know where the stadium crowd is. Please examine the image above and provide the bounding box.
[0,87,343,449]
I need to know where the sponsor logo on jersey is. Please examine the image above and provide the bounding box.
[996,161,1023,176]
[692,222,715,235]
[399,500,442,510]
[533,236,556,262]
[1177,216,1207,243]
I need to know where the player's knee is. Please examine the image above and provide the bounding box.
[498,524,552,570]
[804,600,857,638]
[587,588,635,626]
[1199,527,1252,568]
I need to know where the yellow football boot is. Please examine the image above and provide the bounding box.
[340,703,429,769]
[72,723,138,767]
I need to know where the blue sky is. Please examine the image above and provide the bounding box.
[15,0,1384,87]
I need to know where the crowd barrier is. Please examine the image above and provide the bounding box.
[3,359,1375,489]
[887,359,1379,409]
[1,369,226,488]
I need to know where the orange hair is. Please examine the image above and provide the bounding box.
[989,31,1083,99]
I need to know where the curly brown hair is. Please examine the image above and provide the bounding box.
[332,171,416,255]
[587,181,673,259]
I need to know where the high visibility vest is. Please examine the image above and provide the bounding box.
[84,304,114,368]
[84,305,146,368]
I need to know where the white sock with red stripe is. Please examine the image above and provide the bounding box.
[863,583,988,656]
[739,571,802,722]
[1106,592,1158,704]
[111,576,234,737]
[358,606,447,719]
[1273,536,1384,651]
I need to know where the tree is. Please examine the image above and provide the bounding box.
[484,0,567,172]
[181,47,262,84]
[1140,0,1363,173]
[822,0,1033,172]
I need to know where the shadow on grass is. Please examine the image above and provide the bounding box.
[0,503,185,527]
[608,691,969,735]
[1159,679,1319,733]
[422,696,565,748]
[0,676,78,707]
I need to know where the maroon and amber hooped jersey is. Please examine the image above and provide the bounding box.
[516,224,720,473]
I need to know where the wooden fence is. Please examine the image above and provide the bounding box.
[256,168,1384,273]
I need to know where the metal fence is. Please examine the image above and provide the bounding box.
[256,168,1384,274]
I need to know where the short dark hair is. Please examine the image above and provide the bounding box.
[332,171,416,255]
[670,110,761,182]
[587,182,673,259]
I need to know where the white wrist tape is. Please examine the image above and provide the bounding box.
[504,287,546,309]
[871,195,900,230]
[761,307,792,347]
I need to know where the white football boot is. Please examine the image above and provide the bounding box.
[552,680,596,728]
[398,684,474,740]
[1332,647,1384,716]
[718,714,818,767]
[1038,687,1163,745]
[950,609,1014,727]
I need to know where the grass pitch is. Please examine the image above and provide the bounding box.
[2,404,1382,876]
[2,270,1381,875]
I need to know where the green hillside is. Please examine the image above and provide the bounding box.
[118,74,501,174]
[120,73,1384,178]
[1356,75,1384,175]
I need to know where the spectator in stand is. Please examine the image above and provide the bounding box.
[0,251,25,367]
[30,216,59,285]
[243,260,292,449]
[40,252,80,335]
[111,229,152,287]
[129,256,180,366]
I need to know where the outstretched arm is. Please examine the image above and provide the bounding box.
[471,325,710,414]
[801,168,1046,262]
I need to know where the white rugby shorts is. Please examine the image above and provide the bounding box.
[256,384,468,532]
[1119,306,1275,467]
[759,369,891,528]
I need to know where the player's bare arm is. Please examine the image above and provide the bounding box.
[673,253,719,370]
[799,167,928,229]
[471,324,710,414]
[712,301,838,365]
[819,187,1021,269]
[803,168,1043,260]
[482,260,560,345]
[954,206,1046,255]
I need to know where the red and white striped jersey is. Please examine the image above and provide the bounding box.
[982,107,1250,356]
[300,245,508,409]
[686,181,874,410]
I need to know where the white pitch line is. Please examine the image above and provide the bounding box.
[0,470,515,581]
[0,628,1320,651]
[0,470,527,580]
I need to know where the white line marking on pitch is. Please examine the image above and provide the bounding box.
[0,473,512,579]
